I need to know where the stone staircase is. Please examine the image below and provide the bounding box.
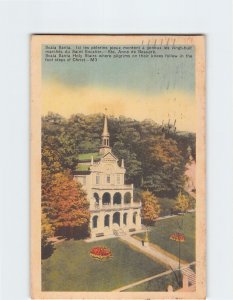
[181,266,196,286]
[113,228,126,236]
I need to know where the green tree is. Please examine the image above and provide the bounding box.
[141,191,161,225]
[141,135,185,197]
[112,141,142,185]
[42,113,195,199]
[41,212,55,259]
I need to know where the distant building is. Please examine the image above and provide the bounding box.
[74,115,142,238]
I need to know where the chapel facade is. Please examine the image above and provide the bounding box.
[74,115,142,238]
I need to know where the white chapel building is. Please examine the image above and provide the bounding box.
[74,115,142,238]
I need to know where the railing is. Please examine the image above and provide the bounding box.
[92,184,133,190]
[90,202,141,211]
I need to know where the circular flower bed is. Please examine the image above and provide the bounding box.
[90,246,112,260]
[169,232,185,242]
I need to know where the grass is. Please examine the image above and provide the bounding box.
[42,238,168,291]
[158,197,176,217]
[125,271,180,291]
[78,152,101,161]
[134,212,195,263]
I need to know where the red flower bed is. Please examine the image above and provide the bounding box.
[90,246,112,260]
[170,232,185,242]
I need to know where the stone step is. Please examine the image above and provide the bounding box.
[182,267,196,285]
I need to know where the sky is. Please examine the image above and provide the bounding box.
[42,44,196,132]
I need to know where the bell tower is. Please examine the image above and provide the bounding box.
[99,113,111,155]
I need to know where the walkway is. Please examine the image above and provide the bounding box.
[112,263,195,292]
[112,269,174,292]
[120,235,187,269]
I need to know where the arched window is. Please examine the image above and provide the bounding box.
[93,216,98,228]
[93,193,99,204]
[123,213,127,225]
[124,192,131,204]
[133,212,137,224]
[113,192,122,205]
[106,174,111,184]
[102,192,111,205]
[113,212,120,226]
[104,215,110,227]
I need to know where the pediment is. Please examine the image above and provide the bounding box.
[102,151,118,162]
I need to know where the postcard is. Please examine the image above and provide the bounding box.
[31,35,205,299]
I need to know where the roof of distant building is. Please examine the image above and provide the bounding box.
[78,152,102,162]
[76,164,90,171]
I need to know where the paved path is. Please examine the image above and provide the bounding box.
[113,263,195,292]
[120,235,187,269]
[112,269,174,292]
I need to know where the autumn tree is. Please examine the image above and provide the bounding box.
[175,191,190,213]
[42,171,90,239]
[42,212,54,241]
[41,212,55,259]
[141,191,161,225]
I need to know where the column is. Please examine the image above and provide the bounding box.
[110,191,114,207]
[120,192,123,207]
[99,191,103,209]
[109,212,113,232]
[120,211,124,228]
[99,211,104,232]
[130,191,133,206]
[90,214,93,238]
[136,209,141,229]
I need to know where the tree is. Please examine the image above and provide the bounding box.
[42,212,54,241]
[41,212,55,259]
[42,113,195,198]
[175,191,190,213]
[112,141,142,186]
[42,171,90,239]
[141,135,186,197]
[141,191,161,225]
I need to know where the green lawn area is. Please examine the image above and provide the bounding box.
[158,197,176,217]
[134,212,195,263]
[42,238,168,291]
[125,271,180,292]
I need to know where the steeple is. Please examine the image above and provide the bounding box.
[99,113,111,155]
[102,114,110,146]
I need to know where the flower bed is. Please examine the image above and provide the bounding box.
[169,232,185,242]
[89,246,112,260]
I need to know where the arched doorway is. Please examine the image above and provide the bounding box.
[104,214,110,227]
[113,212,120,226]
[102,192,111,205]
[92,215,98,228]
[123,213,127,225]
[113,192,122,205]
[133,212,137,224]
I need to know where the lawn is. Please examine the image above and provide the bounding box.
[158,197,176,217]
[134,212,195,263]
[42,238,168,291]
[125,271,180,292]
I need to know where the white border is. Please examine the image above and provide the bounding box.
[0,1,232,299]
